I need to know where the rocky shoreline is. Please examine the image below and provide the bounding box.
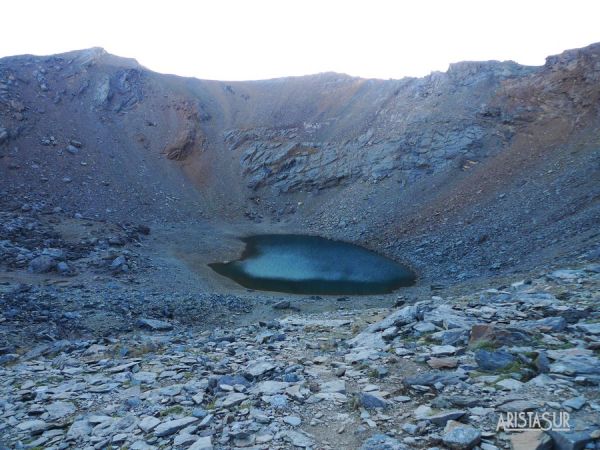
[1,262,599,449]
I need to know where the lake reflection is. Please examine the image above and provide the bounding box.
[209,234,415,295]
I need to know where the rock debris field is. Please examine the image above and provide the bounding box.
[1,264,599,449]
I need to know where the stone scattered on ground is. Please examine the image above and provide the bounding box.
[1,263,599,449]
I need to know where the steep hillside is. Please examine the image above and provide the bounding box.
[0,44,599,285]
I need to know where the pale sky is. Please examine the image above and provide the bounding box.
[2,0,600,81]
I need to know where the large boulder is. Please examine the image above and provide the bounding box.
[28,255,56,273]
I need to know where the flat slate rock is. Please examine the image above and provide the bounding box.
[136,318,173,331]
[547,429,594,450]
[358,392,388,409]
[509,430,553,450]
[282,430,314,448]
[575,322,600,335]
[359,434,407,450]
[154,417,199,437]
[428,409,467,426]
[474,349,516,371]
[245,360,276,377]
[442,422,481,450]
[403,371,467,386]
[188,436,213,450]
[497,399,541,412]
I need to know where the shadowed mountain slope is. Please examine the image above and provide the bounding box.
[1,44,599,282]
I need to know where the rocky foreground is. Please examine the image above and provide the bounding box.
[1,264,599,449]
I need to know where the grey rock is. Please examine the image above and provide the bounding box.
[522,316,567,332]
[16,419,51,434]
[469,324,532,347]
[245,360,276,377]
[273,300,299,310]
[137,318,173,331]
[66,419,92,440]
[509,430,553,450]
[28,255,55,273]
[357,392,388,409]
[403,371,467,387]
[428,409,467,426]
[56,261,70,274]
[496,378,524,390]
[175,433,199,447]
[283,415,302,426]
[442,422,481,449]
[110,255,126,270]
[320,379,346,394]
[547,429,594,450]
[359,434,407,450]
[430,344,458,356]
[497,399,541,412]
[45,401,75,420]
[265,394,288,409]
[253,380,289,395]
[550,354,600,379]
[130,440,157,450]
[432,395,481,408]
[0,128,8,145]
[413,321,437,334]
[188,436,213,450]
[138,416,161,432]
[217,392,248,408]
[535,351,551,373]
[346,331,387,350]
[0,354,18,365]
[255,331,275,343]
[282,430,314,448]
[424,305,474,330]
[550,269,583,280]
[402,423,418,434]
[562,396,586,410]
[362,305,421,335]
[217,374,251,388]
[131,371,157,384]
[474,349,516,371]
[430,328,469,345]
[576,323,600,335]
[154,417,198,437]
